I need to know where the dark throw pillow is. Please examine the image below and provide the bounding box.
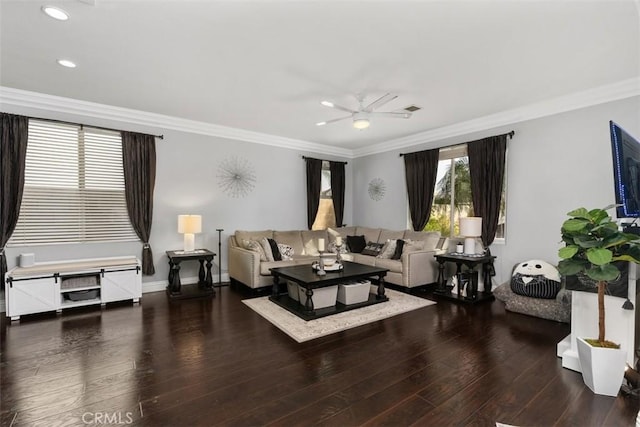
[346,235,367,253]
[391,239,405,260]
[361,241,384,256]
[267,238,282,261]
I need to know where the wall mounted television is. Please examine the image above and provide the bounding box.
[610,120,640,219]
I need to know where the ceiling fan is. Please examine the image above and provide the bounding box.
[316,93,413,130]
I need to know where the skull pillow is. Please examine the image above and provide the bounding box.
[510,260,561,299]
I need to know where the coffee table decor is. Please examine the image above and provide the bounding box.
[269,261,389,321]
[242,288,435,342]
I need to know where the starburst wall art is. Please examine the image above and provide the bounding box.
[368,178,386,201]
[217,156,257,198]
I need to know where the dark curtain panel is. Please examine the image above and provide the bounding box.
[306,158,322,230]
[0,113,28,286]
[329,161,345,227]
[467,134,508,249]
[404,148,439,231]
[122,131,156,275]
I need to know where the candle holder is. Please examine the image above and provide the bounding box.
[335,243,343,264]
[317,250,326,276]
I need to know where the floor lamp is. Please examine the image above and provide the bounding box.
[216,228,226,287]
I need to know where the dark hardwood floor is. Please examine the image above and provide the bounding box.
[1,285,639,426]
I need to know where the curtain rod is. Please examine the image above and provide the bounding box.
[302,155,348,165]
[27,115,164,139]
[398,130,514,157]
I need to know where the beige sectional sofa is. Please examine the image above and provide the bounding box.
[228,226,446,290]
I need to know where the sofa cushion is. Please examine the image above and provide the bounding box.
[351,253,376,266]
[260,260,299,275]
[361,241,384,256]
[355,227,381,244]
[335,226,357,239]
[378,229,405,243]
[346,235,367,253]
[402,239,426,254]
[236,230,274,245]
[402,230,441,250]
[374,258,402,274]
[301,230,329,255]
[273,231,305,255]
[259,237,275,262]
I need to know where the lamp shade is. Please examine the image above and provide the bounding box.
[460,217,482,237]
[178,215,202,234]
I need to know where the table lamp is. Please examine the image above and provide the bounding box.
[460,217,482,255]
[178,214,202,252]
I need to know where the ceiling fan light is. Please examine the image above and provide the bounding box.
[353,118,370,130]
[42,6,69,20]
[57,59,77,68]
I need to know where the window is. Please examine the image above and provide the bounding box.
[8,120,137,246]
[424,144,506,239]
[312,161,336,230]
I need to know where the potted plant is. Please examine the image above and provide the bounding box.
[558,206,640,396]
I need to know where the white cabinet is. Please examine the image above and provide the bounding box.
[5,256,141,321]
[6,277,57,318]
[102,269,142,303]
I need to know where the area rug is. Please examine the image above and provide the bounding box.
[242,288,436,342]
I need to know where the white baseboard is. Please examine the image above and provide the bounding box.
[141,273,230,294]
[0,273,230,313]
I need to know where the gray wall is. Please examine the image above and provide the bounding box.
[352,96,640,285]
[3,105,352,287]
[4,96,639,288]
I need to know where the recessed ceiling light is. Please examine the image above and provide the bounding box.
[320,101,334,108]
[57,59,76,68]
[42,6,69,21]
[316,121,327,126]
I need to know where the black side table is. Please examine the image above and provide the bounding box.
[433,252,496,304]
[166,249,216,300]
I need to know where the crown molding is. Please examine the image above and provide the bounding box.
[353,77,640,158]
[2,78,638,160]
[0,86,353,158]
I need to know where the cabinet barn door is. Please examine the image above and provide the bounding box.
[7,277,58,318]
[101,270,141,303]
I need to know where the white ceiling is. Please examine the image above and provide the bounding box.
[1,0,639,152]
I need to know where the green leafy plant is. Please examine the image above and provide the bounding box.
[558,206,640,348]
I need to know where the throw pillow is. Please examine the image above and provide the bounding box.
[259,237,275,262]
[277,243,294,260]
[243,239,268,262]
[391,239,405,260]
[361,241,384,256]
[510,260,561,299]
[402,239,426,254]
[327,241,347,254]
[377,239,397,259]
[267,238,282,261]
[346,235,367,253]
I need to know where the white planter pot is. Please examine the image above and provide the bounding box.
[576,337,627,396]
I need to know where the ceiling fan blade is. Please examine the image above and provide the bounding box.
[369,111,412,119]
[316,116,351,126]
[364,93,398,112]
[320,100,356,114]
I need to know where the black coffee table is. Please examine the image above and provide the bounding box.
[269,261,389,321]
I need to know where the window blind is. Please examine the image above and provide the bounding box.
[8,120,138,246]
